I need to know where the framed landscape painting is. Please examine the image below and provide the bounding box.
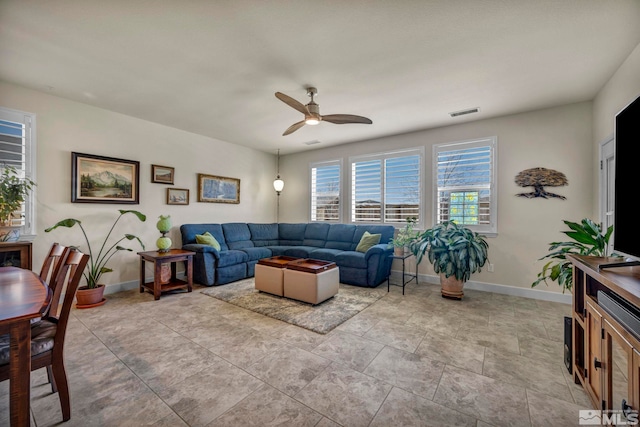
[167,188,189,205]
[197,173,240,204]
[151,164,174,184]
[71,152,140,204]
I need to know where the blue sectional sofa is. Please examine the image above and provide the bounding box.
[180,222,395,288]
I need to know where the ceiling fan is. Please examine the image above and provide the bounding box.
[275,87,372,136]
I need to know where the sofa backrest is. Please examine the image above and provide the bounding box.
[325,224,356,250]
[303,223,330,247]
[222,223,254,249]
[247,223,280,247]
[180,224,229,251]
[351,225,395,251]
[278,223,306,245]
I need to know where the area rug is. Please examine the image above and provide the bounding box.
[201,279,385,334]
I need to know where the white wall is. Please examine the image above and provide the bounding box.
[278,102,594,297]
[0,81,277,292]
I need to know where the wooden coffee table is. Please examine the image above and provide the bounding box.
[138,249,194,300]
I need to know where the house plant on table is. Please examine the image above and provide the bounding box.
[532,218,616,293]
[409,220,489,300]
[0,165,36,242]
[45,209,146,308]
[389,216,419,256]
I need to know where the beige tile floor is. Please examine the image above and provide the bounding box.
[1,280,592,426]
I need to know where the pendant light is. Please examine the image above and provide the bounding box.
[273,149,284,195]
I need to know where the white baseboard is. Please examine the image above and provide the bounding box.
[389,270,571,304]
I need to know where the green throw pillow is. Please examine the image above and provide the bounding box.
[356,231,381,253]
[195,231,221,251]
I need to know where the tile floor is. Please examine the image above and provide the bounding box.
[0,280,592,426]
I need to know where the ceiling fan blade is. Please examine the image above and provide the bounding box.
[321,114,372,125]
[283,120,306,136]
[275,92,309,115]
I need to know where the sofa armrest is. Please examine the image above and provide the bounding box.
[364,243,392,261]
[183,243,220,259]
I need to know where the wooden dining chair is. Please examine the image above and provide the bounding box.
[39,242,70,317]
[0,248,89,422]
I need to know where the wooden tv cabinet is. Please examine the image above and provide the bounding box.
[569,255,640,417]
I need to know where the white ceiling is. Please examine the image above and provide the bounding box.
[1,1,639,154]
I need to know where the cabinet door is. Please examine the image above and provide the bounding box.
[603,318,634,419]
[586,300,603,407]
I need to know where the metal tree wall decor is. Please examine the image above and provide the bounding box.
[515,167,568,200]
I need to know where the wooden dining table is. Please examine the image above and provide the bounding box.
[0,266,51,427]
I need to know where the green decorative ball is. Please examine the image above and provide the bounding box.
[156,236,172,252]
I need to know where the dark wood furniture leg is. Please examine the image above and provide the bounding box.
[187,257,193,292]
[10,320,31,427]
[139,257,145,294]
[154,261,162,300]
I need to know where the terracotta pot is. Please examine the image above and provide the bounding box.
[393,246,406,256]
[76,284,106,308]
[440,274,464,300]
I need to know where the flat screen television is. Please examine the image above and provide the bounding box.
[600,94,640,269]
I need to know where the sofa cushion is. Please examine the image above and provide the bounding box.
[283,246,319,258]
[240,247,272,261]
[217,250,248,267]
[325,224,356,250]
[351,225,395,250]
[181,224,228,250]
[335,251,368,269]
[265,246,295,256]
[303,222,330,247]
[248,223,280,247]
[195,232,221,250]
[308,248,343,262]
[278,223,306,245]
[355,231,381,253]
[223,223,254,250]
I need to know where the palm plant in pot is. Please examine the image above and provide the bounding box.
[409,220,489,300]
[0,165,36,241]
[45,209,146,308]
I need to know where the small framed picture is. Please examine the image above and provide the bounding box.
[197,173,240,204]
[71,152,139,204]
[151,164,175,184]
[167,188,189,205]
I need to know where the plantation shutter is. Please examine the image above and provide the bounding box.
[311,161,341,222]
[351,159,382,222]
[434,137,496,234]
[384,154,420,224]
[0,107,35,231]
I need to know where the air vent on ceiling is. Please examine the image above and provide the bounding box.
[449,107,480,118]
[304,140,322,145]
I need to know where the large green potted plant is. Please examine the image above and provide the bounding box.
[0,165,36,241]
[45,209,146,308]
[532,218,615,293]
[389,216,419,256]
[410,220,489,299]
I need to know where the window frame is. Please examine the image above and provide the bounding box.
[432,137,497,236]
[0,106,37,240]
[309,159,342,223]
[348,147,424,227]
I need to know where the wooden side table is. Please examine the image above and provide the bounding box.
[138,249,194,300]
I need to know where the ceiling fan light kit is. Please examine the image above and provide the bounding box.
[275,87,372,135]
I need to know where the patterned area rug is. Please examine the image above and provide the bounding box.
[201,279,385,334]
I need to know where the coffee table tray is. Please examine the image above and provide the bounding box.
[286,258,337,274]
[257,255,300,268]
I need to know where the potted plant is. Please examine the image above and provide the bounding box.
[0,165,36,241]
[532,218,616,293]
[389,216,419,256]
[410,220,489,299]
[45,209,146,308]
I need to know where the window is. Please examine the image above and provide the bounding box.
[350,148,422,225]
[310,160,341,222]
[433,137,497,235]
[0,107,36,238]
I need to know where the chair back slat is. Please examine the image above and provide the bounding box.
[40,243,71,317]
